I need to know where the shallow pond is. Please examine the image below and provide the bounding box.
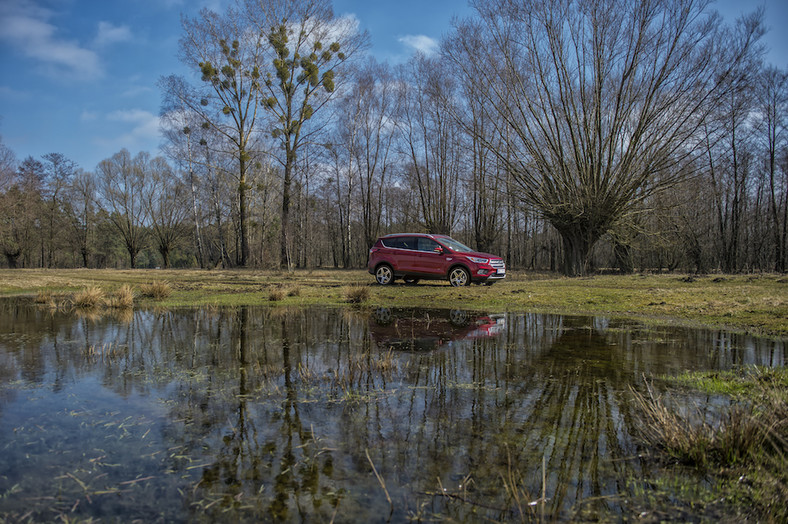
[0,302,784,522]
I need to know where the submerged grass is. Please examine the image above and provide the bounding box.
[1,269,787,335]
[632,367,788,521]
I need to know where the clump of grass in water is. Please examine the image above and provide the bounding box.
[34,289,57,308]
[71,286,106,309]
[631,374,788,521]
[108,284,134,309]
[269,287,285,302]
[344,284,370,304]
[139,280,172,300]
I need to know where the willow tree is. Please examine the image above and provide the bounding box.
[244,0,368,268]
[447,0,763,275]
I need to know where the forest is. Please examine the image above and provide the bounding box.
[0,0,786,276]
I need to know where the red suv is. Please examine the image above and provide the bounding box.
[368,233,506,286]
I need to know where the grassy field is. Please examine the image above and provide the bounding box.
[1,268,787,336]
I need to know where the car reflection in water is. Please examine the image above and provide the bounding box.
[370,307,505,351]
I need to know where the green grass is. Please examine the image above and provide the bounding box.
[1,269,786,336]
[666,366,788,398]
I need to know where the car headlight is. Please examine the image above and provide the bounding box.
[468,257,489,264]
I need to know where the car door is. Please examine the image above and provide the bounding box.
[415,237,447,275]
[392,236,420,273]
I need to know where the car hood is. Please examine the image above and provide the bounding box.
[457,251,502,260]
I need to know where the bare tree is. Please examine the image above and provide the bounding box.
[40,153,77,267]
[67,170,96,268]
[0,135,16,191]
[0,157,43,268]
[96,149,149,268]
[160,110,208,268]
[447,0,764,275]
[398,54,465,235]
[143,156,190,268]
[350,59,400,252]
[756,66,788,271]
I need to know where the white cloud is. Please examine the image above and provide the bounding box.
[398,34,439,56]
[95,21,132,47]
[0,0,102,80]
[104,109,162,148]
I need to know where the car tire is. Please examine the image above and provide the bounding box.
[375,264,395,285]
[448,266,470,287]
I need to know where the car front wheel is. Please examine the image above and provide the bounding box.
[449,267,470,287]
[375,264,395,285]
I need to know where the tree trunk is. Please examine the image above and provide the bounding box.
[4,249,20,269]
[559,230,593,277]
[280,148,293,269]
[159,244,171,269]
[238,155,249,267]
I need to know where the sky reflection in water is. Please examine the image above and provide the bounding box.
[0,303,784,522]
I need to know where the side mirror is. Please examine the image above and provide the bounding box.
[433,246,443,254]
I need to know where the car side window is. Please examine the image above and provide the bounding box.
[383,237,401,249]
[400,237,417,250]
[417,238,440,252]
[382,237,415,250]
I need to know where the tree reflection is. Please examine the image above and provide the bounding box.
[0,304,784,521]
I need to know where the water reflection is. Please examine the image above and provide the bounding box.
[370,307,506,351]
[0,301,784,522]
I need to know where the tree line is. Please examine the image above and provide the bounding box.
[1,0,786,275]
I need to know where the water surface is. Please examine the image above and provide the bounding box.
[0,302,784,522]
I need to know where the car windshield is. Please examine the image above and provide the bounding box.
[438,237,474,253]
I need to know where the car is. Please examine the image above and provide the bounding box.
[367,233,506,286]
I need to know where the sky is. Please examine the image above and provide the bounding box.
[0,0,786,173]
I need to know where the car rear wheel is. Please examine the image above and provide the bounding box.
[449,267,470,287]
[375,264,394,285]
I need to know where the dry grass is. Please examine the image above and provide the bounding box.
[344,284,370,304]
[34,289,56,308]
[108,284,134,308]
[138,280,172,300]
[269,287,285,302]
[71,286,106,309]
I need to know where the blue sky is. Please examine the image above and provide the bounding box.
[0,0,786,172]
